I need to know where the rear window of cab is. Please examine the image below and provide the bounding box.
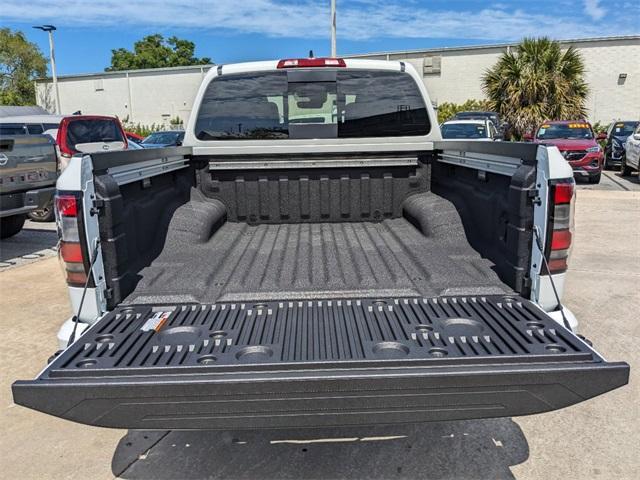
[195,69,430,140]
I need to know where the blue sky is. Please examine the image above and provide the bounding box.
[1,0,638,75]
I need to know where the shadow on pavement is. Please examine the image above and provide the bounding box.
[0,223,58,265]
[114,419,529,480]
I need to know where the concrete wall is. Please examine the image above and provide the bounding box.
[35,37,640,127]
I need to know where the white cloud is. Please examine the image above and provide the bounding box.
[0,0,633,41]
[583,0,606,20]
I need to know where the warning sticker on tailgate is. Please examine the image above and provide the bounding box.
[141,311,171,332]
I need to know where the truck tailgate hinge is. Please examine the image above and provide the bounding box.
[90,198,105,216]
[528,188,542,206]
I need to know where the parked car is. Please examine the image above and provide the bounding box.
[534,120,603,183]
[0,134,56,238]
[12,57,628,431]
[0,115,63,221]
[55,115,128,171]
[125,131,144,144]
[620,122,640,178]
[141,130,185,148]
[603,121,639,170]
[441,119,499,140]
[0,115,64,137]
[453,111,505,137]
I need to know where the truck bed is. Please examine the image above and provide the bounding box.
[126,193,509,305]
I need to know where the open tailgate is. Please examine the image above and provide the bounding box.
[13,295,628,430]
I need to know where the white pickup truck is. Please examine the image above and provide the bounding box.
[13,58,628,430]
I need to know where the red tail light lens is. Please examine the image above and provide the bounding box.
[277,58,346,68]
[545,180,575,274]
[56,120,74,158]
[59,241,84,263]
[56,195,77,217]
[553,183,574,205]
[550,229,572,251]
[55,193,90,287]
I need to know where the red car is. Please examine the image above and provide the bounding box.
[125,131,144,143]
[533,120,603,183]
[56,115,128,171]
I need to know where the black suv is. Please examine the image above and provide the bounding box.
[603,121,639,169]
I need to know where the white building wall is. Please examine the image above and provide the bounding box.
[36,65,211,127]
[35,37,639,126]
[578,40,639,123]
[353,36,640,124]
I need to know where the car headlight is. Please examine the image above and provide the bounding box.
[586,146,601,153]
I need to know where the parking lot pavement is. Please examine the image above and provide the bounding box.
[1,188,638,480]
[575,169,640,191]
[0,220,58,270]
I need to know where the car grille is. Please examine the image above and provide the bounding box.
[561,150,586,161]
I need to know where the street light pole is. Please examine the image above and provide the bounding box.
[33,25,61,114]
[330,0,337,57]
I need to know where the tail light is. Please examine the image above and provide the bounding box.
[55,121,74,159]
[55,193,91,286]
[544,180,575,274]
[277,58,346,68]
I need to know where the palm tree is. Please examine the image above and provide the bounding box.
[482,37,588,139]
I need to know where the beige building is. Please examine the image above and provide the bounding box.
[35,35,639,126]
[36,64,213,127]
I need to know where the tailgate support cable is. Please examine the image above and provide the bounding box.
[67,240,101,347]
[533,226,571,331]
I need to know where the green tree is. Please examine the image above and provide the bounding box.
[482,37,588,138]
[436,99,493,124]
[0,28,48,105]
[107,34,211,71]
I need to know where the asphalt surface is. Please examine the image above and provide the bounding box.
[0,219,58,270]
[1,175,638,480]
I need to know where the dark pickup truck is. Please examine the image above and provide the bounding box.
[0,135,57,238]
[12,58,628,431]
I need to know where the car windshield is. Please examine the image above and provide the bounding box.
[536,123,593,140]
[195,69,430,140]
[441,123,488,139]
[66,119,124,149]
[142,132,183,144]
[612,122,638,137]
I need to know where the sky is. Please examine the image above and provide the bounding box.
[1,0,638,76]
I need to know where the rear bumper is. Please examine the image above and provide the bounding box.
[0,186,55,218]
[12,296,630,430]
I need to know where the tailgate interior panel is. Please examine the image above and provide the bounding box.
[12,295,629,429]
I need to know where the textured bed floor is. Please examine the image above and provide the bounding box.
[126,196,509,304]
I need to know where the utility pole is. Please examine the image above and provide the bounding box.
[33,25,61,114]
[330,0,337,57]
